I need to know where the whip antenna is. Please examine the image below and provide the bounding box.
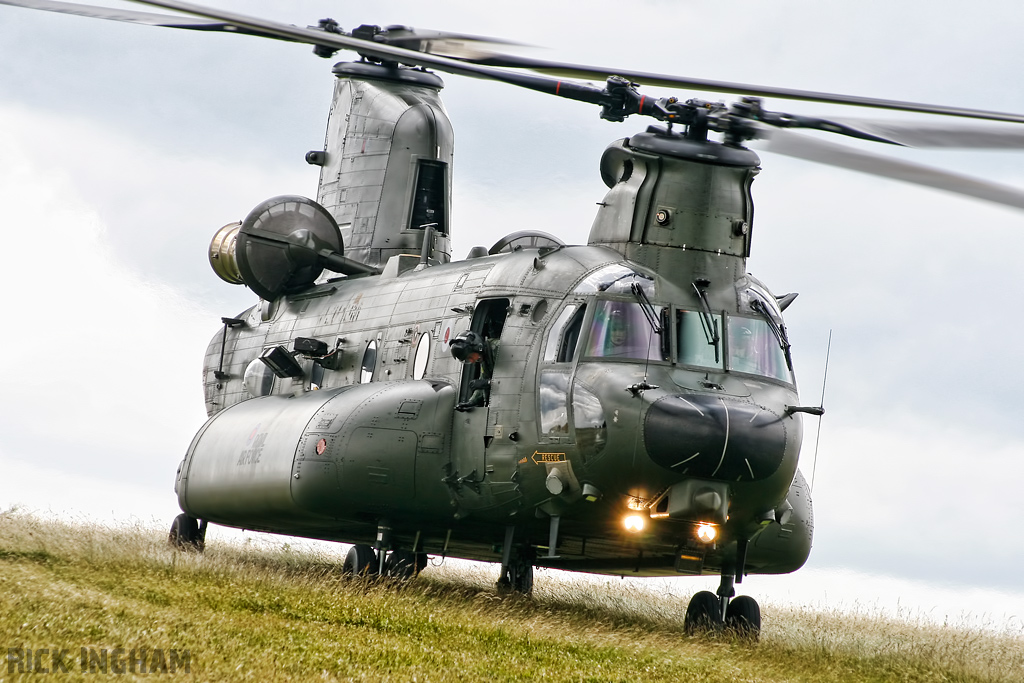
[810,330,832,491]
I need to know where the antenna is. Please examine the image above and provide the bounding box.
[809,330,832,491]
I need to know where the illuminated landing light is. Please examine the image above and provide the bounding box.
[696,523,717,543]
[624,514,646,533]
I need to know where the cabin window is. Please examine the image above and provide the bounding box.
[409,159,448,234]
[572,382,606,460]
[575,264,655,296]
[583,300,662,360]
[543,303,587,363]
[243,358,275,397]
[413,332,431,380]
[359,340,377,383]
[539,370,570,435]
[310,362,325,390]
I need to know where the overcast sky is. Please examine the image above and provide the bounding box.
[1,0,1022,621]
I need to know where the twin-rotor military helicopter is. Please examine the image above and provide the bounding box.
[7,0,1024,636]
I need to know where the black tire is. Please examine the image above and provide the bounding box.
[508,556,534,595]
[168,514,201,551]
[725,595,761,639]
[384,550,419,579]
[684,590,721,634]
[343,544,378,576]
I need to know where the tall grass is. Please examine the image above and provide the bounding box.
[2,507,1021,682]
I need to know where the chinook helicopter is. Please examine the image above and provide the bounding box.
[5,0,1024,636]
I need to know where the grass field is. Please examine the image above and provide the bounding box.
[2,508,1021,682]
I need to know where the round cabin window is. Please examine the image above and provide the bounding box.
[243,357,275,397]
[359,340,377,383]
[413,332,431,379]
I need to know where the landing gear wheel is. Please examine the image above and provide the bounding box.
[725,595,761,639]
[343,544,378,576]
[168,514,204,552]
[497,555,534,595]
[684,590,722,634]
[384,550,420,579]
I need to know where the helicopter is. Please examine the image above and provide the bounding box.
[3,0,1024,636]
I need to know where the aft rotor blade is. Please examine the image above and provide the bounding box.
[0,0,296,40]
[0,0,520,56]
[757,129,1024,211]
[812,118,1024,149]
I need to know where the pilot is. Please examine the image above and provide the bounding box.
[731,325,759,373]
[609,308,628,348]
[598,305,648,358]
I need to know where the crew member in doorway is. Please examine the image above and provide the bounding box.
[449,329,499,410]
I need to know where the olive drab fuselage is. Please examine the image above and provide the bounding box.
[178,246,813,578]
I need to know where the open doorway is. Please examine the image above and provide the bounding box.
[458,297,510,406]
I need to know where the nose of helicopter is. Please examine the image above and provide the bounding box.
[643,393,788,482]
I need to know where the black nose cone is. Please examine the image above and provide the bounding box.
[644,394,787,482]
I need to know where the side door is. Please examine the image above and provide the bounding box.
[449,297,510,490]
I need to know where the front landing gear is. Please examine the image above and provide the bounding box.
[168,514,206,551]
[683,569,761,638]
[725,595,761,636]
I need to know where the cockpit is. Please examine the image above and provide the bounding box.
[545,263,794,384]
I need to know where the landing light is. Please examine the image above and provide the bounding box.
[624,514,646,533]
[696,523,717,543]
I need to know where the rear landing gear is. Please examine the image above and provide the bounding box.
[384,549,427,579]
[168,514,206,552]
[497,553,534,595]
[343,545,427,580]
[496,525,535,595]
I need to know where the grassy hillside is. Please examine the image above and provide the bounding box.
[1,509,1021,682]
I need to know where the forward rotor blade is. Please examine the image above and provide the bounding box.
[757,129,1024,211]
[812,118,1024,149]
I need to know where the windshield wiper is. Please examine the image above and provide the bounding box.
[630,282,661,333]
[750,296,794,371]
[692,279,721,363]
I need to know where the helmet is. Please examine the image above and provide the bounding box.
[449,330,485,364]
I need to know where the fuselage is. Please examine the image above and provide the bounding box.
[176,244,813,577]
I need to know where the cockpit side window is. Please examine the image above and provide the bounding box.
[543,303,587,363]
[727,317,791,382]
[583,300,663,361]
